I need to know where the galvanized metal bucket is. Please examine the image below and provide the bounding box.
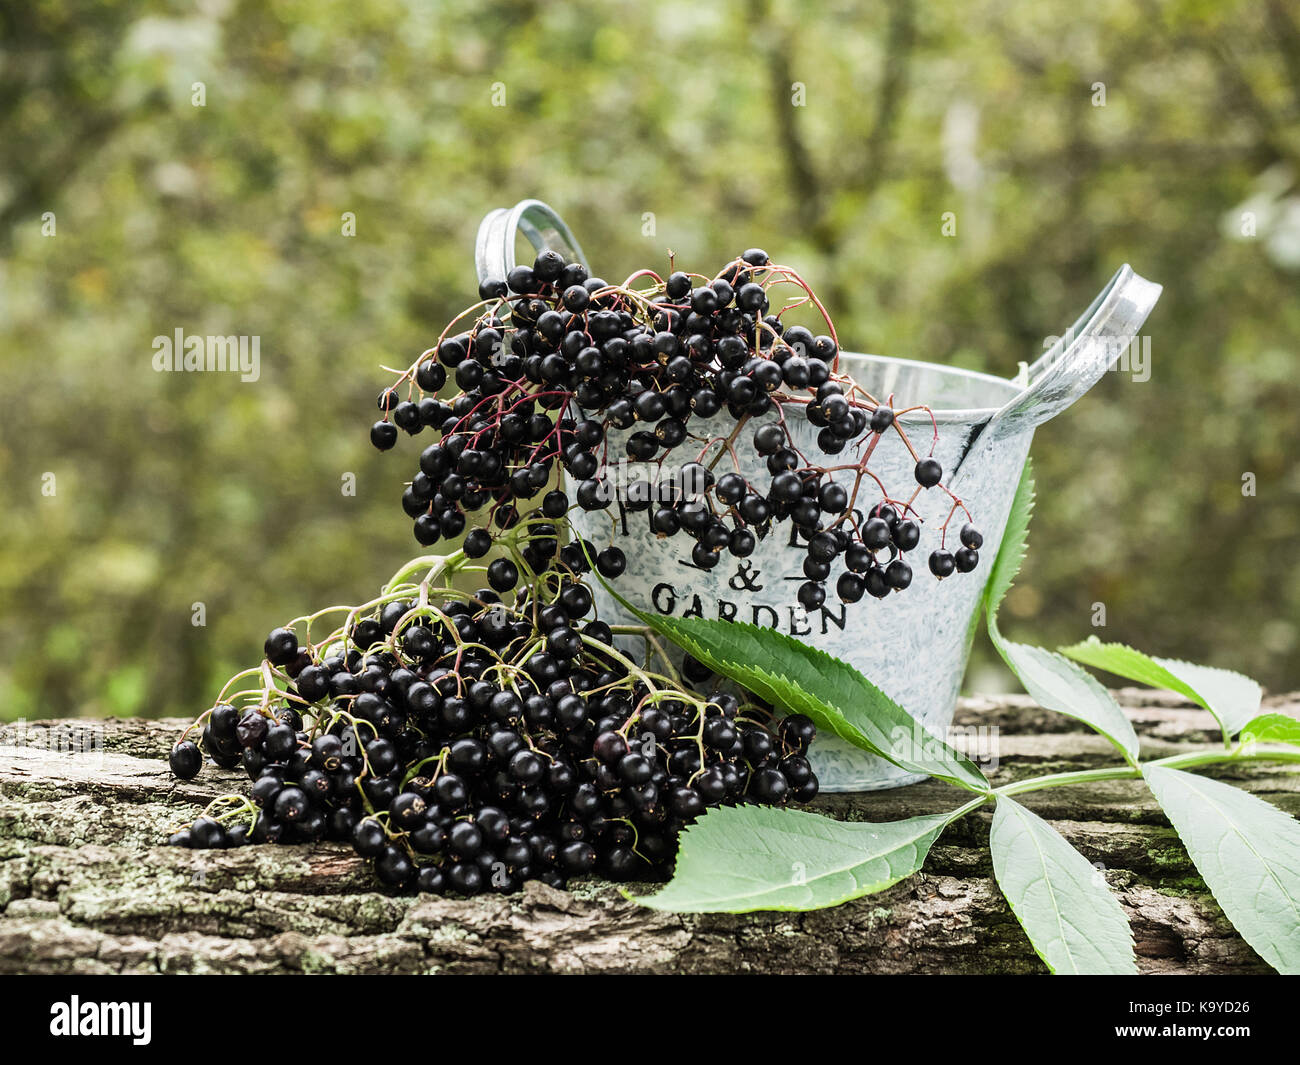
[476,200,1162,791]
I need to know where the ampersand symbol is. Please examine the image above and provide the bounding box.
[729,561,764,592]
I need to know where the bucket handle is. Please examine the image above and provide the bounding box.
[475,199,589,284]
[948,265,1162,487]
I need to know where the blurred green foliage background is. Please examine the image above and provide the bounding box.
[2,0,1298,721]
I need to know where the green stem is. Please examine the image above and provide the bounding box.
[993,746,1300,798]
[995,765,1139,797]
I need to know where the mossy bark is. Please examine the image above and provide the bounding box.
[1,690,1297,974]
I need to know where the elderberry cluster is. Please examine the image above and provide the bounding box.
[371,247,982,612]
[166,557,817,895]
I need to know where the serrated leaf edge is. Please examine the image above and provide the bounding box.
[1061,635,1261,738]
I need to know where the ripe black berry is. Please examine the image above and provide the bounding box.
[478,278,508,301]
[463,528,492,558]
[837,572,865,603]
[885,559,913,590]
[487,558,519,592]
[559,840,597,874]
[376,845,415,886]
[448,820,484,859]
[915,458,943,488]
[264,627,299,666]
[892,519,921,551]
[370,421,398,451]
[595,546,626,578]
[929,550,955,578]
[273,786,310,824]
[798,581,826,610]
[169,740,202,780]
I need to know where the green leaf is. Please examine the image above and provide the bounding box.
[1142,765,1300,974]
[983,458,1035,619]
[990,629,1140,763]
[981,463,1138,761]
[990,796,1137,974]
[617,606,988,793]
[633,802,966,913]
[1061,636,1262,739]
[1240,713,1300,748]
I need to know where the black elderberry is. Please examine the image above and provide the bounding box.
[865,566,890,599]
[929,550,956,578]
[448,820,485,859]
[463,528,492,559]
[730,528,756,557]
[264,627,299,666]
[365,737,400,776]
[562,284,590,312]
[751,767,789,803]
[915,458,943,488]
[541,490,569,518]
[798,581,826,610]
[806,531,839,563]
[779,714,816,752]
[559,840,597,874]
[487,558,519,592]
[771,470,803,503]
[818,482,848,513]
[370,421,398,451]
[416,359,447,392]
[433,772,469,810]
[375,845,415,886]
[189,817,225,849]
[892,519,921,551]
[447,861,484,895]
[263,723,297,759]
[790,498,821,528]
[885,559,913,590]
[862,517,891,550]
[506,265,538,295]
[169,740,202,780]
[837,572,865,603]
[558,582,593,618]
[532,249,565,282]
[595,546,626,578]
[416,865,446,893]
[235,709,269,749]
[410,824,445,855]
[393,401,422,433]
[272,786,310,824]
[390,791,428,831]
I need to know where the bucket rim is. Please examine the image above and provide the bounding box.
[836,351,1018,424]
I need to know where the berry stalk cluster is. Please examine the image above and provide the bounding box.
[370,247,983,609]
[166,526,817,895]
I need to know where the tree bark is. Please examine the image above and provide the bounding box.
[1,691,1297,974]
